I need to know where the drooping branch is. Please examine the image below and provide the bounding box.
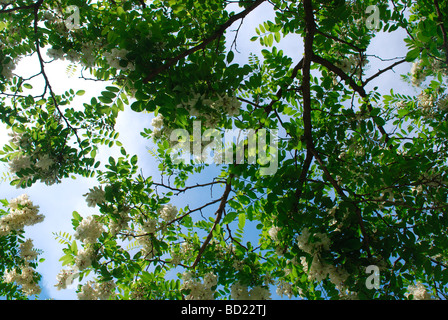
[32,0,82,145]
[142,0,266,83]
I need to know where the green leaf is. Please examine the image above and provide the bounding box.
[222,211,238,225]
[238,213,246,230]
[227,51,234,63]
[131,100,143,112]
[76,90,86,96]
[405,48,420,62]
[130,154,138,166]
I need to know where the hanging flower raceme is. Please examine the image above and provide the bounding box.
[0,194,44,236]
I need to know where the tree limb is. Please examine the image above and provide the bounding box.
[191,175,233,268]
[142,0,266,83]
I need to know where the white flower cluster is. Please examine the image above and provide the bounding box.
[158,204,177,222]
[268,225,281,242]
[276,280,294,299]
[230,283,271,300]
[335,54,369,78]
[181,271,218,300]
[418,91,434,112]
[150,114,165,140]
[108,207,131,236]
[410,60,426,87]
[0,194,44,236]
[297,228,331,254]
[3,265,41,296]
[141,217,158,234]
[1,58,17,81]
[77,280,116,300]
[74,245,95,271]
[405,282,434,300]
[55,269,77,290]
[7,132,60,186]
[47,41,99,67]
[103,48,135,72]
[136,233,158,258]
[74,215,104,243]
[20,238,39,261]
[297,228,349,291]
[83,186,106,208]
[177,92,242,127]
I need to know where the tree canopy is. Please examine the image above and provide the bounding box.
[1,0,448,300]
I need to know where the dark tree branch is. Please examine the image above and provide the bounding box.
[311,53,392,147]
[302,0,371,258]
[363,58,407,85]
[434,0,448,64]
[142,0,266,83]
[191,175,233,269]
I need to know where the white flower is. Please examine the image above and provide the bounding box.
[406,282,433,300]
[65,50,81,63]
[108,208,131,235]
[74,215,104,243]
[3,265,41,297]
[103,48,134,71]
[219,94,241,116]
[75,246,95,270]
[151,127,163,140]
[437,94,448,111]
[411,60,426,87]
[231,283,250,300]
[151,114,164,129]
[20,239,38,261]
[83,186,106,207]
[77,281,98,300]
[36,154,54,171]
[268,226,281,242]
[142,218,157,234]
[418,91,434,111]
[96,280,116,300]
[203,272,218,288]
[1,59,16,80]
[182,272,217,300]
[55,269,76,290]
[248,286,271,300]
[0,194,44,235]
[276,280,293,299]
[8,154,32,174]
[47,47,65,60]
[159,204,177,222]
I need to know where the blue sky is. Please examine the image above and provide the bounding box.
[0,1,418,300]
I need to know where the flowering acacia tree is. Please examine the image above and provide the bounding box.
[1,0,448,300]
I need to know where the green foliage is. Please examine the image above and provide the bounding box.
[0,0,448,300]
